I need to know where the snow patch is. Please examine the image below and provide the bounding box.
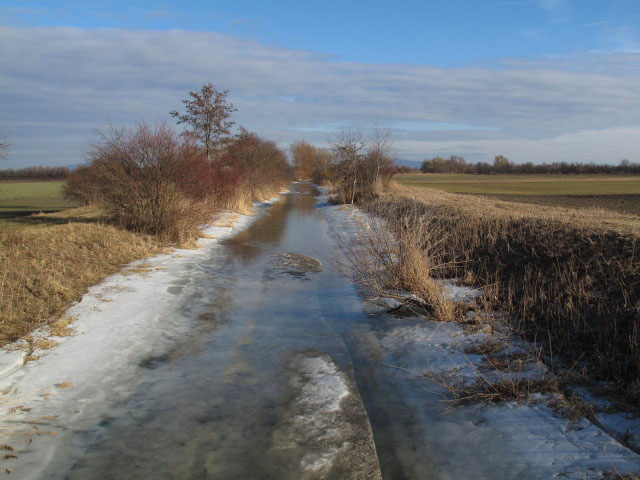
[295,356,349,412]
[269,353,381,479]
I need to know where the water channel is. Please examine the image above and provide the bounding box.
[37,182,637,480]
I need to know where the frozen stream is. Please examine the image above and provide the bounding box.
[1,182,638,479]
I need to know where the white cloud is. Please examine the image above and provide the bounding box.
[0,25,639,166]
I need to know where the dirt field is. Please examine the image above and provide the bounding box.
[476,193,640,216]
[393,173,640,216]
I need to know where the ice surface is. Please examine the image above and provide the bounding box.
[270,353,381,480]
[0,202,274,478]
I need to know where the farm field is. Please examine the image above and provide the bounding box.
[393,173,640,214]
[0,180,79,220]
[394,173,640,195]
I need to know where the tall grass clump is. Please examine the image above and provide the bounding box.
[337,210,456,321]
[366,194,640,399]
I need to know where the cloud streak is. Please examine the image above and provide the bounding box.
[1,25,639,166]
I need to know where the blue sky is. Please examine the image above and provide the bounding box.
[4,0,640,65]
[1,0,640,166]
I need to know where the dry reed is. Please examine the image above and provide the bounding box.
[367,184,640,399]
[0,213,163,345]
[335,211,457,321]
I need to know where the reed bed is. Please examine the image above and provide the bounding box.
[366,185,640,401]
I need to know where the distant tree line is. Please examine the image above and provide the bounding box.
[420,155,640,175]
[0,165,70,180]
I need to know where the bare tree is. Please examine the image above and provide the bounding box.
[170,83,237,162]
[0,130,10,161]
[368,121,392,188]
[330,127,366,204]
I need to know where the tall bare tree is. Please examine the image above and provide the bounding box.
[368,121,392,188]
[170,83,236,162]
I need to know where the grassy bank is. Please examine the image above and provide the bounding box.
[368,183,640,400]
[0,207,164,345]
[0,182,287,346]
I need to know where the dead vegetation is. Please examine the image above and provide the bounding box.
[366,182,640,401]
[0,89,291,347]
[428,338,600,422]
[433,373,562,407]
[0,210,163,345]
[601,471,640,480]
[335,211,457,321]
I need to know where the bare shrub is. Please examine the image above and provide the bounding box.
[84,122,216,243]
[64,165,103,205]
[222,128,292,203]
[291,140,317,180]
[311,148,335,186]
[328,126,394,204]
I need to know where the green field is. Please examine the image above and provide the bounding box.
[0,180,79,219]
[394,173,640,195]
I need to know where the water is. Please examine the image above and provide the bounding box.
[65,183,384,479]
[43,182,637,480]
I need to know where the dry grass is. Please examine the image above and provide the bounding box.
[0,208,163,345]
[0,182,286,347]
[601,471,640,480]
[48,316,75,337]
[219,186,255,215]
[445,375,562,406]
[425,346,562,407]
[370,182,640,400]
[335,212,457,321]
[217,183,286,216]
[464,338,510,356]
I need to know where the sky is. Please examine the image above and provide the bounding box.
[1,0,640,167]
